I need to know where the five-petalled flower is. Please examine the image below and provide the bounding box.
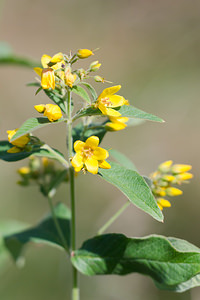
[71,136,111,174]
[95,85,127,117]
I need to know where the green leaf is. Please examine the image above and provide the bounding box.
[80,82,97,101]
[4,203,71,260]
[99,162,163,222]
[72,85,91,104]
[72,122,107,145]
[0,141,65,162]
[0,42,40,68]
[109,149,138,171]
[73,105,164,123]
[10,117,67,142]
[72,233,200,291]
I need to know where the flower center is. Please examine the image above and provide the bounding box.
[82,146,93,159]
[101,97,112,107]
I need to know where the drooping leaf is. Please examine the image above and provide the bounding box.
[10,117,67,142]
[0,42,40,68]
[71,233,200,292]
[4,203,71,260]
[109,149,138,171]
[73,104,164,123]
[72,85,91,104]
[99,162,163,222]
[80,82,97,101]
[0,141,65,162]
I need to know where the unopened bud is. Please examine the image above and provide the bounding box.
[166,187,183,196]
[77,49,94,59]
[158,160,173,173]
[171,164,192,174]
[89,61,101,72]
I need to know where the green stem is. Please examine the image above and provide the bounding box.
[97,201,130,235]
[47,196,69,254]
[66,89,80,300]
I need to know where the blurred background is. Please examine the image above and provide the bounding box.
[0,0,200,299]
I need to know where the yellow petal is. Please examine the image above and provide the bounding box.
[106,122,127,131]
[41,68,55,90]
[85,157,98,174]
[34,67,42,77]
[176,172,193,181]
[158,160,173,173]
[74,140,85,153]
[18,167,30,175]
[34,104,46,113]
[105,107,121,117]
[71,153,83,170]
[41,54,51,68]
[51,52,63,63]
[98,160,111,169]
[7,146,21,153]
[108,95,126,107]
[93,147,109,160]
[85,136,99,148]
[109,116,129,124]
[98,85,121,99]
[157,203,163,210]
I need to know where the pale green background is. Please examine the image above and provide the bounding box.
[0,0,200,299]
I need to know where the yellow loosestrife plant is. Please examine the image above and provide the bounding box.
[0,47,197,300]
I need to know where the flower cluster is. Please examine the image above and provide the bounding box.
[150,160,193,210]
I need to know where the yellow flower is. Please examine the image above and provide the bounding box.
[105,116,129,131]
[77,49,94,59]
[158,160,173,173]
[171,164,192,174]
[95,85,126,117]
[41,68,55,90]
[7,129,30,148]
[175,172,193,181]
[34,104,62,122]
[65,68,77,88]
[18,167,30,175]
[157,198,171,210]
[71,136,111,174]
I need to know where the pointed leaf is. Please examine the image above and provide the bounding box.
[10,117,67,142]
[99,162,163,222]
[72,122,107,145]
[4,203,71,260]
[72,233,200,291]
[80,82,97,101]
[72,85,91,104]
[43,89,67,113]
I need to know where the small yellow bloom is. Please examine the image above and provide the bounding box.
[166,187,183,196]
[161,175,176,182]
[90,61,101,72]
[157,198,171,210]
[106,116,129,131]
[77,49,94,59]
[71,136,111,174]
[158,160,173,173]
[41,53,64,69]
[7,129,30,148]
[35,104,62,122]
[171,164,192,174]
[41,68,55,90]
[65,68,77,88]
[95,85,126,117]
[18,167,30,175]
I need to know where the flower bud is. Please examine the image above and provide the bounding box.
[43,104,62,122]
[171,164,192,174]
[34,104,46,113]
[175,172,193,181]
[89,61,101,72]
[77,49,94,59]
[157,198,171,210]
[65,68,76,88]
[158,160,173,173]
[18,167,31,176]
[161,175,175,182]
[94,75,104,83]
[166,187,183,196]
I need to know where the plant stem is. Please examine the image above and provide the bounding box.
[47,196,69,254]
[67,89,80,300]
[42,144,69,168]
[97,201,130,235]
